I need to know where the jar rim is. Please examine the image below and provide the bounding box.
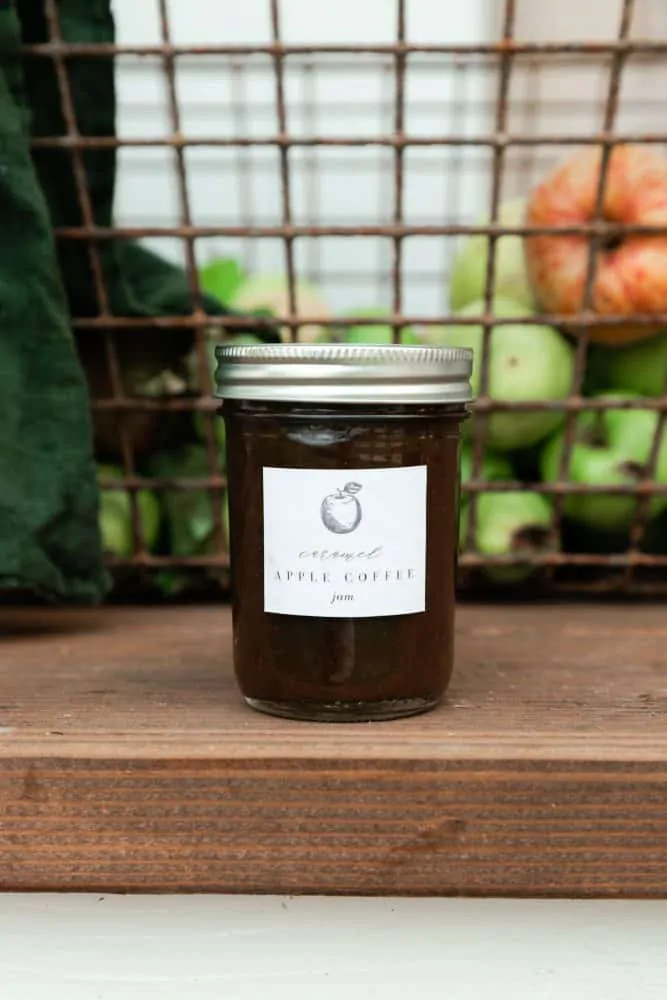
[214,343,474,405]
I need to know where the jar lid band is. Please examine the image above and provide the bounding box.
[214,343,474,405]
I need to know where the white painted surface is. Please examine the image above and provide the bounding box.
[1,895,667,998]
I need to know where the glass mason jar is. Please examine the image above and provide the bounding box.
[215,343,473,723]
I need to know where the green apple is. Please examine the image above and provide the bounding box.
[199,257,246,304]
[459,444,513,505]
[193,409,226,458]
[222,333,265,347]
[581,344,614,397]
[98,465,161,556]
[333,307,418,345]
[231,275,330,343]
[449,198,534,311]
[430,297,575,451]
[152,489,230,600]
[195,331,264,447]
[191,331,264,446]
[600,333,667,397]
[459,491,557,583]
[149,445,226,558]
[540,393,667,532]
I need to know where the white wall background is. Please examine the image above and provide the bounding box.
[111,0,667,318]
[112,0,491,318]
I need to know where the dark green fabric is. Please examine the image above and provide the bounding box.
[0,3,107,601]
[17,0,230,331]
[0,0,274,601]
[17,0,117,318]
[16,0,276,334]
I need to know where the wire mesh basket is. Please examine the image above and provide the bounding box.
[23,0,667,597]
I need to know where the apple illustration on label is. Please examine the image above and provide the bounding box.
[321,482,363,534]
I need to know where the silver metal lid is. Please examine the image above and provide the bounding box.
[214,343,473,405]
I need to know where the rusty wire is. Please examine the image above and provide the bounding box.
[156,0,226,559]
[65,309,667,332]
[29,131,667,150]
[464,0,516,557]
[48,220,667,238]
[549,0,634,587]
[26,0,667,595]
[391,0,406,338]
[20,40,667,57]
[42,0,146,557]
[229,61,260,273]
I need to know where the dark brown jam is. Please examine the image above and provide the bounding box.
[223,399,466,721]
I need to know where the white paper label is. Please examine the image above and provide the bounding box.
[263,466,427,618]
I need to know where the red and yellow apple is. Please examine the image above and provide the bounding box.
[525,144,667,346]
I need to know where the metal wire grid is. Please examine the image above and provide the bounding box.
[24,0,667,593]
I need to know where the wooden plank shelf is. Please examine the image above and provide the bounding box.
[0,603,665,897]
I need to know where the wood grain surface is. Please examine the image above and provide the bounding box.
[0,603,666,896]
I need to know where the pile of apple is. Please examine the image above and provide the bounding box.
[97,144,667,591]
[431,144,667,580]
